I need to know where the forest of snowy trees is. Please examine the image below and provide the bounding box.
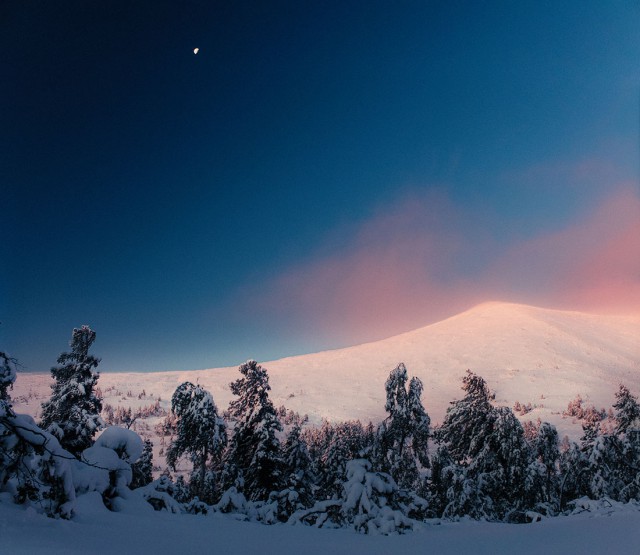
[2,326,640,534]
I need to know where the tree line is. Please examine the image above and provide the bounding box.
[1,325,640,533]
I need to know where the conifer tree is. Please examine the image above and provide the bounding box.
[578,384,640,503]
[375,363,430,490]
[433,371,533,520]
[434,370,495,464]
[613,386,640,501]
[131,439,154,489]
[613,384,640,435]
[0,351,17,412]
[40,325,104,457]
[482,406,529,517]
[341,459,415,534]
[313,420,375,499]
[524,421,560,512]
[0,351,18,484]
[166,382,227,503]
[283,418,314,507]
[1,351,76,517]
[173,474,190,503]
[558,441,589,509]
[222,360,284,501]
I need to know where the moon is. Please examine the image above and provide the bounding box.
[193,48,199,55]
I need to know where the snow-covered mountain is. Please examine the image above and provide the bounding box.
[12,302,640,442]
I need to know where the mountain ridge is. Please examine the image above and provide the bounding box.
[10,302,640,442]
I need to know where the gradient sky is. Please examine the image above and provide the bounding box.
[2,1,639,372]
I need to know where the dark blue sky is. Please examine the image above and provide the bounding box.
[2,1,639,372]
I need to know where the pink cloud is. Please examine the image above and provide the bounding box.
[544,190,640,312]
[250,190,490,344]
[491,185,640,313]
[243,185,640,347]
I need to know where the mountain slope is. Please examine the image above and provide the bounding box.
[11,302,640,440]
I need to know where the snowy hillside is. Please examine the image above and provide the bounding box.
[11,302,640,444]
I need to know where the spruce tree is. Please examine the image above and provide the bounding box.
[0,351,18,486]
[578,385,640,503]
[283,419,314,507]
[613,387,640,501]
[524,421,560,512]
[0,351,17,424]
[433,371,533,520]
[376,363,430,490]
[40,325,104,457]
[0,351,17,410]
[131,439,154,489]
[314,420,374,499]
[166,382,227,503]
[1,351,77,517]
[613,384,640,435]
[558,441,589,509]
[173,474,190,503]
[223,360,284,501]
[482,406,529,518]
[434,370,495,464]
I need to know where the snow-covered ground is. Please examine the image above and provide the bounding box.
[3,495,640,555]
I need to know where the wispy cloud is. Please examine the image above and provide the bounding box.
[253,190,487,343]
[235,183,640,348]
[488,184,640,313]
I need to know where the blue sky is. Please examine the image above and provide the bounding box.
[2,1,639,372]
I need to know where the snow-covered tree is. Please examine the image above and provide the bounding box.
[612,387,640,501]
[583,431,620,500]
[615,433,640,502]
[341,459,415,534]
[480,406,529,518]
[430,452,489,520]
[0,352,18,493]
[1,351,78,517]
[282,418,314,508]
[613,384,640,436]
[0,351,19,483]
[432,371,534,520]
[558,440,589,509]
[434,370,494,464]
[222,361,283,501]
[136,475,184,513]
[307,419,375,500]
[524,421,560,513]
[375,363,430,490]
[0,411,77,517]
[290,459,425,534]
[0,351,17,412]
[130,438,154,489]
[576,385,640,503]
[40,326,105,457]
[166,382,227,503]
[173,474,190,503]
[79,426,143,510]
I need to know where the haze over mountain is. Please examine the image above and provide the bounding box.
[12,302,640,442]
